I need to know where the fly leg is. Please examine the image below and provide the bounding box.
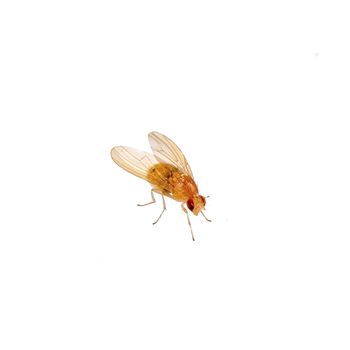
[137,189,156,207]
[138,188,166,225]
[181,203,195,241]
[138,189,167,224]
[201,211,212,222]
[152,194,166,225]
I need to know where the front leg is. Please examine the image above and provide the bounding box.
[200,211,212,222]
[181,203,195,241]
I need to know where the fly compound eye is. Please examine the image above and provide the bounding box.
[187,199,195,211]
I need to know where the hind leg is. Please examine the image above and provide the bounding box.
[137,189,156,207]
[138,189,167,225]
[152,194,166,225]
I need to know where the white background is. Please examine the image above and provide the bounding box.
[1,1,349,349]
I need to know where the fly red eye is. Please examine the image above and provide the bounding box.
[187,199,194,211]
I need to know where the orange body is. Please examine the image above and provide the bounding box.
[147,163,206,215]
[147,163,197,201]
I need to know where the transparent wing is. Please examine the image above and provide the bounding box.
[148,131,194,178]
[110,146,158,181]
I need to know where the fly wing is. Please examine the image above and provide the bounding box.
[111,146,158,181]
[148,131,194,178]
